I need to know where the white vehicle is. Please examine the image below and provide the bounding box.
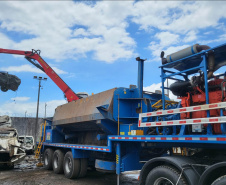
[19,136,35,154]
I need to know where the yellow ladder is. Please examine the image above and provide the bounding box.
[35,121,46,159]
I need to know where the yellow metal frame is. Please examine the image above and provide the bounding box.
[35,121,46,159]
[152,99,178,110]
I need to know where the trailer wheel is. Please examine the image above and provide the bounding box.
[63,151,81,179]
[145,165,187,185]
[53,150,64,174]
[78,158,88,178]
[44,148,54,170]
[211,175,226,185]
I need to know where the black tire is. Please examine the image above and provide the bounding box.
[63,151,81,179]
[1,85,8,92]
[211,175,226,185]
[53,150,64,174]
[145,165,187,185]
[78,158,88,178]
[44,148,54,170]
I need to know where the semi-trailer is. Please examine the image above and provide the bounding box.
[1,43,226,185]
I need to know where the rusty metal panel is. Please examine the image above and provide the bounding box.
[53,88,116,126]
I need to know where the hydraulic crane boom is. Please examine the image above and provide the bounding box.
[0,48,80,102]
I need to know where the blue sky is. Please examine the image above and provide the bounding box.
[0,1,226,117]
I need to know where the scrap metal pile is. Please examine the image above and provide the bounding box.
[0,116,26,169]
[0,72,21,92]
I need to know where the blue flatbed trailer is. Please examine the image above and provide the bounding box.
[40,43,226,185]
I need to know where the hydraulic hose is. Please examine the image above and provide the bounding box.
[196,45,215,79]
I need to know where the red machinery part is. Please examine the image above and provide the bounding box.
[180,78,226,134]
[0,48,79,102]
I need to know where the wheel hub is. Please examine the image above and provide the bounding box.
[44,153,48,165]
[65,157,72,173]
[54,154,58,169]
[154,177,174,185]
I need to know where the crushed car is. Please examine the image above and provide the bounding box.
[0,116,26,169]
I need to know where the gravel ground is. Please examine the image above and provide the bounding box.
[0,156,140,185]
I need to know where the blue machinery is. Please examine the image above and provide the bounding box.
[160,43,226,136]
[41,43,226,185]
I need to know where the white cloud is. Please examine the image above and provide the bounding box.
[165,2,226,33]
[133,1,226,62]
[94,30,135,63]
[149,42,190,62]
[72,28,90,37]
[0,1,225,64]
[202,33,226,45]
[11,97,30,102]
[1,64,42,73]
[52,67,68,75]
[183,30,197,43]
[148,31,183,62]
[0,99,67,117]
[0,1,135,63]
[132,1,182,31]
[133,1,226,34]
[65,73,76,79]
[155,32,180,47]
[0,64,67,74]
[144,79,178,101]
[0,32,14,48]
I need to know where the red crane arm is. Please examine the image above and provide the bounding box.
[0,48,79,102]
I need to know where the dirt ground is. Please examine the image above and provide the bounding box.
[0,156,139,185]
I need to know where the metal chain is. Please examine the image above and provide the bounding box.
[176,168,184,185]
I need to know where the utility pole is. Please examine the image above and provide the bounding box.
[25,111,27,144]
[34,76,47,144]
[44,103,47,118]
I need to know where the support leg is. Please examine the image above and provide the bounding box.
[117,174,120,185]
[116,143,121,185]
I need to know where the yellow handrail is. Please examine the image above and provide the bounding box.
[35,121,46,159]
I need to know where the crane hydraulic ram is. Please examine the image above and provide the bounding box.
[0,48,79,102]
